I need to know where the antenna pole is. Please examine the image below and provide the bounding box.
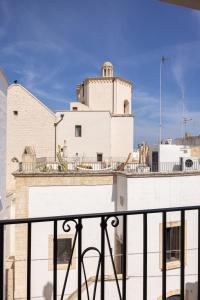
[159,56,164,144]
[159,56,171,144]
[182,90,185,139]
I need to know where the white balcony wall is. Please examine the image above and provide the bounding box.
[28,184,115,299]
[116,173,200,300]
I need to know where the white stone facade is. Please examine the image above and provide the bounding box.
[11,171,200,300]
[76,77,132,114]
[58,62,134,160]
[56,111,133,159]
[7,84,56,191]
[0,69,8,213]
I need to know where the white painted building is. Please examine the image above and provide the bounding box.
[0,69,8,215]
[57,62,133,160]
[10,170,200,300]
[149,142,196,172]
[116,172,200,300]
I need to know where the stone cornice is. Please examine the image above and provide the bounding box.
[13,171,114,178]
[84,76,133,86]
[111,113,134,117]
[13,170,200,178]
[117,170,200,178]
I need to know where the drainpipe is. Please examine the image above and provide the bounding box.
[112,78,115,114]
[54,114,64,161]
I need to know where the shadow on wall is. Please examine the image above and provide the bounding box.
[43,282,53,300]
[186,282,197,300]
[111,178,117,203]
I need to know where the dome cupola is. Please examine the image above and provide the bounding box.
[101,61,113,77]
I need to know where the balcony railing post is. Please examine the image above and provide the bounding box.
[143,213,147,300]
[0,224,4,300]
[101,217,106,300]
[27,223,32,300]
[77,219,82,300]
[53,220,57,300]
[122,215,127,300]
[198,209,200,300]
[181,210,185,300]
[162,211,166,300]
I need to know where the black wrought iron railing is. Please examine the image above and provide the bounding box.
[1,205,200,300]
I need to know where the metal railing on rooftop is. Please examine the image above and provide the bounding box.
[18,159,200,174]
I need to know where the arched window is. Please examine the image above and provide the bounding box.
[124,100,129,114]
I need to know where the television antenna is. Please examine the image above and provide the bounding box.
[159,56,172,144]
[183,117,192,139]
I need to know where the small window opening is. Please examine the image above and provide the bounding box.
[13,111,18,116]
[82,84,84,97]
[56,238,72,264]
[72,107,78,111]
[124,100,129,114]
[166,226,181,263]
[75,125,82,137]
[97,153,103,162]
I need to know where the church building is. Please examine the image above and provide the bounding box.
[57,61,133,160]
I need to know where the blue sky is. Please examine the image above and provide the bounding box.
[0,0,200,145]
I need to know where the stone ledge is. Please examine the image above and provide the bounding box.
[13,171,114,178]
[117,170,200,178]
[13,170,200,179]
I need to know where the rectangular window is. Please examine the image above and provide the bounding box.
[97,153,103,162]
[166,226,180,263]
[160,221,185,270]
[57,238,72,264]
[48,235,75,270]
[82,83,84,97]
[75,125,82,137]
[72,107,78,111]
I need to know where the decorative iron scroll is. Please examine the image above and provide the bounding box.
[61,216,122,300]
[61,219,78,300]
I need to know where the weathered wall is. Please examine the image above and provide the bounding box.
[87,79,114,112]
[7,84,55,191]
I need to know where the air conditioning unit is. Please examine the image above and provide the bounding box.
[180,157,200,171]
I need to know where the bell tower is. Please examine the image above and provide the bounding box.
[101,61,113,77]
